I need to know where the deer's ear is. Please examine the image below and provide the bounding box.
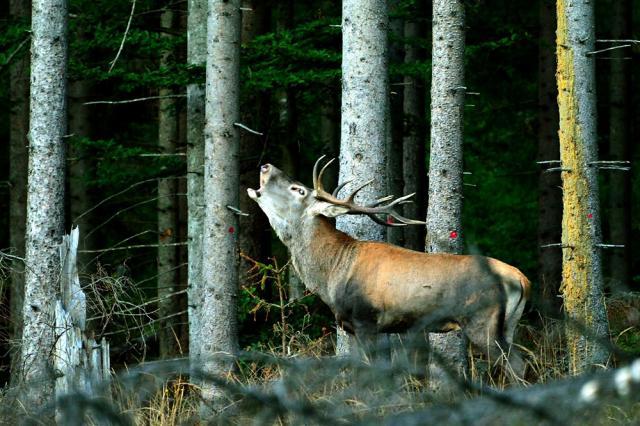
[308,201,350,218]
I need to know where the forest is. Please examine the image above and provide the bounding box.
[0,0,639,424]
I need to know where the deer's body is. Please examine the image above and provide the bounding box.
[248,159,530,376]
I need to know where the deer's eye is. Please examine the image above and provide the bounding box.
[291,186,305,196]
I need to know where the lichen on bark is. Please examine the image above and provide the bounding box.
[556,0,610,375]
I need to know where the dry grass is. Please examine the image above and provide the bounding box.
[108,315,603,425]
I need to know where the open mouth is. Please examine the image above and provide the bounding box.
[248,164,271,200]
[247,187,261,199]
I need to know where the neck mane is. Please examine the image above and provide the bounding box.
[287,216,357,305]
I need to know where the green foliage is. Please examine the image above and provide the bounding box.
[238,256,332,352]
[70,136,183,189]
[242,18,341,91]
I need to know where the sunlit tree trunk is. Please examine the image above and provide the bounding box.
[9,0,30,386]
[157,6,180,358]
[556,0,610,374]
[336,0,389,356]
[607,0,631,293]
[187,0,206,377]
[537,0,562,317]
[200,0,241,410]
[19,0,67,413]
[426,0,468,392]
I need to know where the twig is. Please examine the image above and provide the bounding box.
[79,242,187,254]
[109,0,137,72]
[588,160,630,165]
[0,36,30,68]
[87,289,188,321]
[0,251,25,263]
[540,243,574,249]
[233,122,264,136]
[596,244,625,249]
[544,167,572,173]
[596,166,631,171]
[596,39,640,44]
[586,44,631,56]
[74,175,185,225]
[536,160,561,165]
[100,309,188,337]
[227,205,250,216]
[138,152,186,157]
[84,94,186,106]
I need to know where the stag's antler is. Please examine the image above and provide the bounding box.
[312,156,426,227]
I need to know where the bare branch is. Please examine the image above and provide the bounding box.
[79,242,187,254]
[586,44,632,56]
[233,122,264,136]
[109,0,137,72]
[84,94,186,106]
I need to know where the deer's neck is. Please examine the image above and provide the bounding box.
[287,217,357,305]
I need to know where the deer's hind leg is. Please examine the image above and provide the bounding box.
[464,307,524,380]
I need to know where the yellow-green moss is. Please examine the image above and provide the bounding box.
[556,0,599,375]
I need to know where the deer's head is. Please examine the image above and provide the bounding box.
[247,156,425,242]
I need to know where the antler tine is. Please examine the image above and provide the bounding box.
[332,180,352,197]
[390,213,426,225]
[312,155,328,191]
[310,156,425,227]
[345,179,374,203]
[317,157,336,191]
[384,192,417,208]
[367,195,394,208]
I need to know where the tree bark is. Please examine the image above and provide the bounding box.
[9,0,30,386]
[607,0,631,294]
[402,8,426,252]
[157,6,180,358]
[200,0,241,410]
[426,0,468,392]
[19,0,67,413]
[187,0,206,378]
[536,0,562,317]
[556,0,610,374]
[336,0,389,356]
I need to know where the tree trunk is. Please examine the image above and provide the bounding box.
[68,79,93,271]
[336,0,389,356]
[402,8,426,252]
[238,0,270,288]
[319,93,339,190]
[187,0,206,377]
[19,0,67,413]
[9,0,30,386]
[607,0,631,294]
[556,0,610,374]
[537,0,562,317]
[200,0,241,410]
[426,0,468,392]
[386,0,404,247]
[157,7,180,358]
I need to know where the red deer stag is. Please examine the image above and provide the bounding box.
[247,157,530,376]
